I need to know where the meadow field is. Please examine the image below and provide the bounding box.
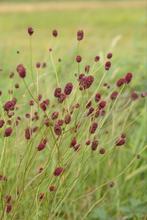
[0,1,147,220]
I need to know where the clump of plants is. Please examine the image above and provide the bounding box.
[0,28,147,220]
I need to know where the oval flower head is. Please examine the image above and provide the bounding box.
[53,167,64,176]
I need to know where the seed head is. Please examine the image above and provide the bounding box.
[94,56,100,62]
[105,61,111,70]
[91,139,98,150]
[4,127,12,137]
[0,119,5,128]
[28,27,34,36]
[99,100,106,109]
[37,139,47,151]
[25,127,32,140]
[110,91,118,100]
[64,114,71,124]
[52,29,58,37]
[64,82,73,95]
[95,93,101,102]
[54,123,62,136]
[76,55,82,63]
[99,148,106,154]
[116,78,125,87]
[6,204,12,213]
[16,64,26,78]
[107,52,113,59]
[131,91,139,101]
[51,112,59,120]
[89,122,98,134]
[116,138,125,146]
[54,87,62,98]
[49,185,56,192]
[77,30,84,41]
[125,72,133,84]
[53,167,64,176]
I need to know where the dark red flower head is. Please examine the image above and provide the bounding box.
[70,137,77,147]
[91,139,98,150]
[105,61,111,70]
[28,27,34,36]
[131,91,139,101]
[95,93,101,102]
[37,139,47,151]
[53,167,64,176]
[64,82,73,95]
[16,64,26,78]
[107,52,113,59]
[89,122,98,134]
[125,72,133,84]
[116,78,125,87]
[54,87,62,98]
[77,30,84,41]
[116,138,125,146]
[52,29,58,37]
[64,114,71,124]
[85,65,90,73]
[51,111,59,120]
[54,124,62,136]
[94,56,100,62]
[99,100,106,109]
[25,127,32,140]
[76,55,82,63]
[110,91,118,100]
[4,127,12,137]
[6,204,12,213]
[0,119,5,128]
[58,93,66,103]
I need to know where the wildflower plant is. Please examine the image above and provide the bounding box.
[0,28,147,220]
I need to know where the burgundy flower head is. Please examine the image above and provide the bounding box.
[77,30,84,41]
[110,91,118,100]
[70,137,77,147]
[95,93,101,103]
[116,138,125,146]
[58,93,66,103]
[54,124,62,136]
[51,112,59,120]
[89,122,98,134]
[54,87,62,98]
[53,167,64,176]
[91,139,98,150]
[107,52,113,59]
[0,119,5,128]
[6,204,12,213]
[16,64,26,78]
[85,65,90,73]
[99,100,106,109]
[52,29,58,37]
[131,91,139,101]
[37,139,47,151]
[4,127,13,137]
[64,114,71,124]
[76,55,82,63]
[28,27,34,36]
[105,61,111,70]
[95,56,100,62]
[64,82,73,95]
[116,78,125,87]
[25,127,32,140]
[125,72,133,84]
